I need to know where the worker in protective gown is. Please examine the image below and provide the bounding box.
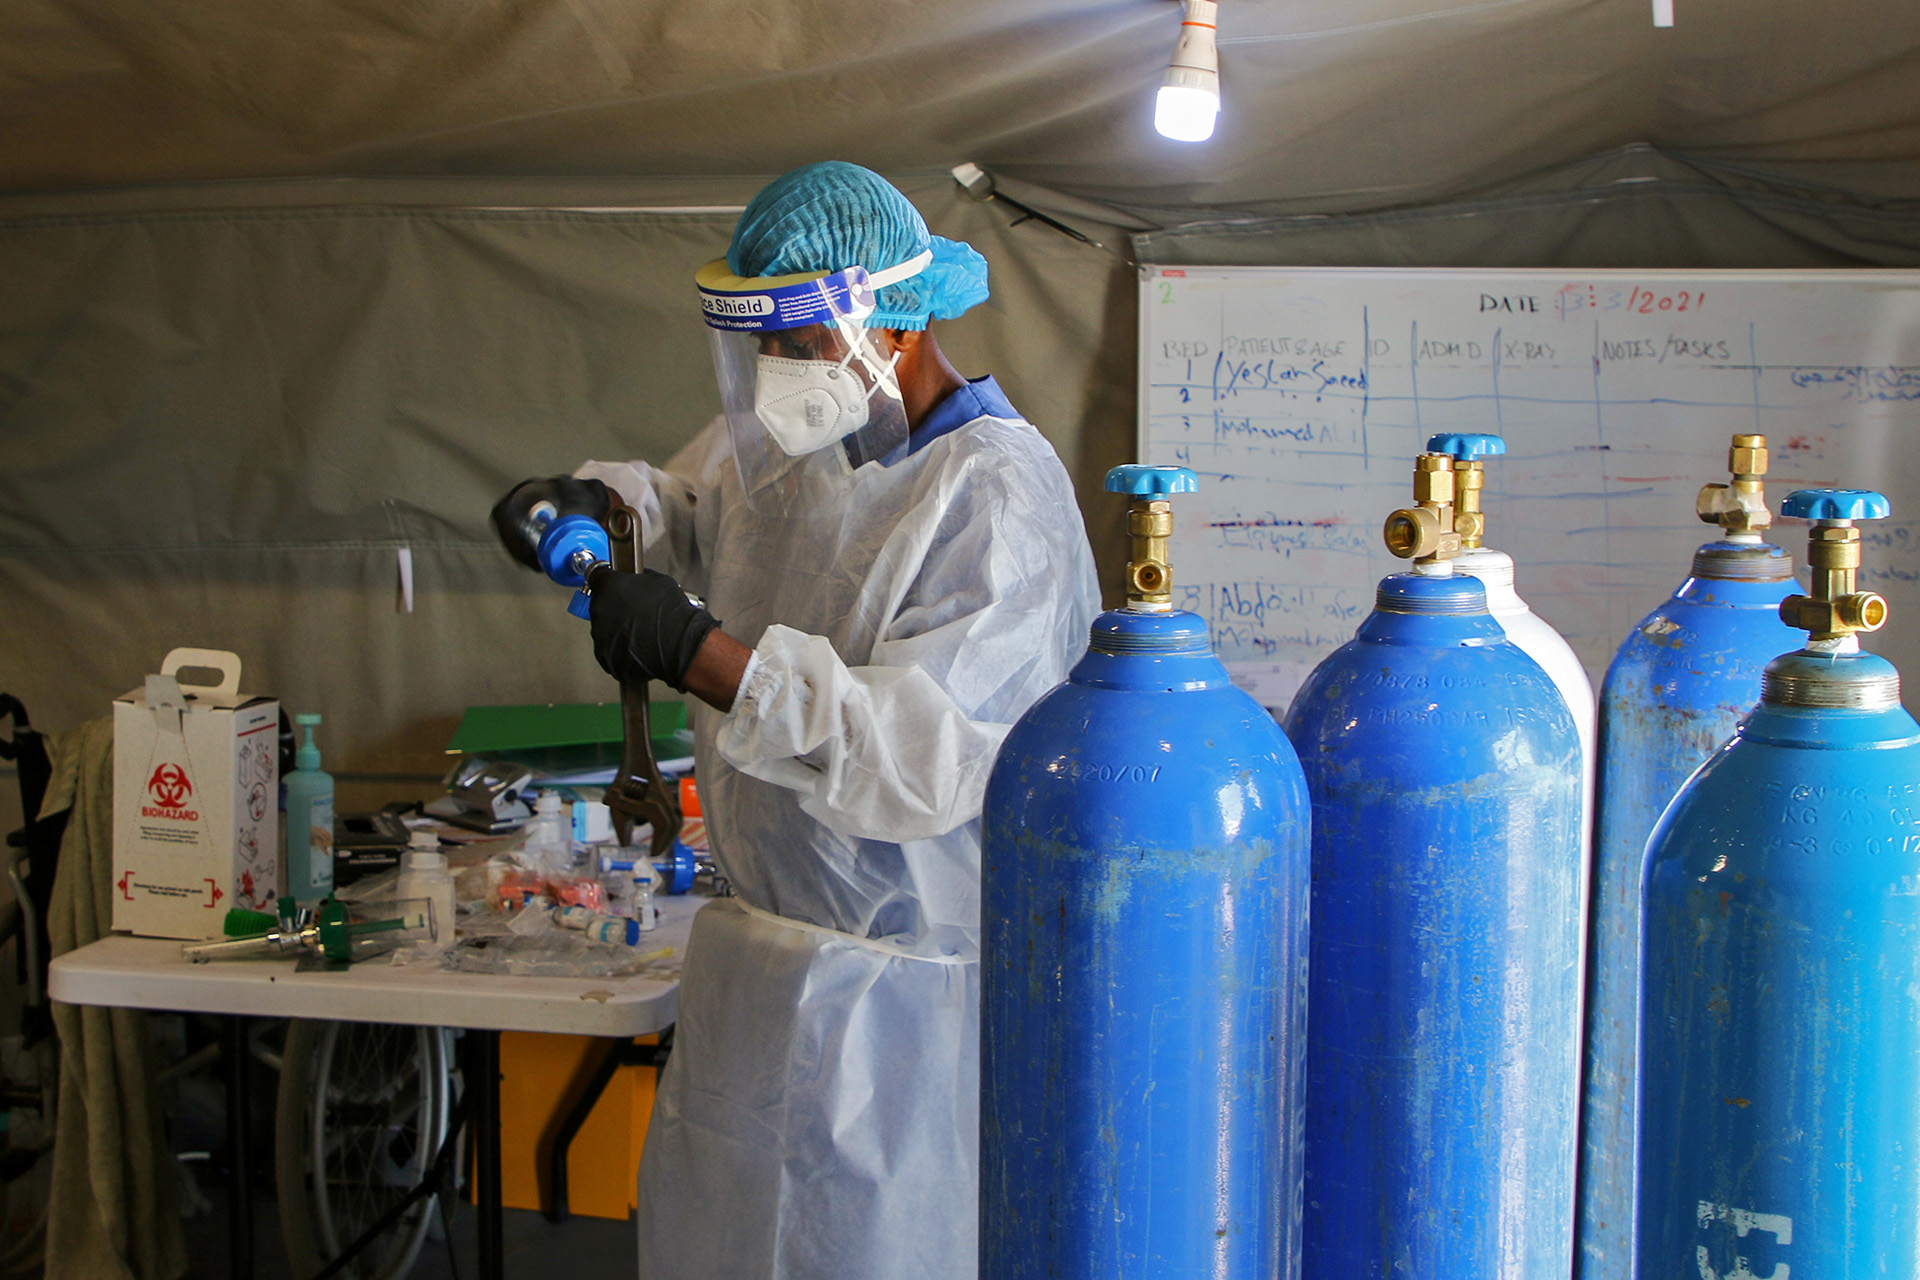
[493,161,1100,1277]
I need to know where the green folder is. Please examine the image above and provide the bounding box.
[445,701,690,776]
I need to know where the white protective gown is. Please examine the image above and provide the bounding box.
[577,409,1100,1280]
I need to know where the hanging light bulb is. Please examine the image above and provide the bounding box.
[1155,0,1220,142]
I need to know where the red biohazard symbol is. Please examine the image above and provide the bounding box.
[147,763,193,810]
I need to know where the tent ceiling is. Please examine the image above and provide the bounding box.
[3,0,1917,214]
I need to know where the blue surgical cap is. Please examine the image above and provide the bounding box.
[727,161,990,331]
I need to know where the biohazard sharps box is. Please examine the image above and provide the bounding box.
[112,648,279,937]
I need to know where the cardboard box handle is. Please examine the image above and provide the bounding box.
[159,648,243,699]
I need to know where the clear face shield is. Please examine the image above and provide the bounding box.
[698,254,928,512]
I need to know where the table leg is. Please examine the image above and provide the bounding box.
[545,1031,673,1225]
[470,1028,504,1280]
[545,1038,627,1224]
[224,1015,253,1280]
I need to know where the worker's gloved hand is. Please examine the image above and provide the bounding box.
[589,568,723,693]
[490,476,613,570]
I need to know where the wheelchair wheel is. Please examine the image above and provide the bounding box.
[276,1021,455,1280]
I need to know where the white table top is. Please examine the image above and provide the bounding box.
[50,891,708,1038]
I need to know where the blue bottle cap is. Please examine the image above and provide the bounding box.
[1105,465,1198,496]
[536,513,611,588]
[1425,433,1507,462]
[1781,489,1890,521]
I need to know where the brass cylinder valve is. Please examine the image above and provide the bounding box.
[1424,433,1507,550]
[1128,499,1175,605]
[1696,433,1774,538]
[1383,453,1462,566]
[1777,489,1890,641]
[1453,462,1486,549]
[1105,464,1199,612]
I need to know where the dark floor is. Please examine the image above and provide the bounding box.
[181,1179,639,1280]
[160,1015,641,1280]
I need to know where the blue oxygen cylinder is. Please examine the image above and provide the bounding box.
[981,465,1312,1280]
[1576,433,1801,1279]
[1285,449,1584,1280]
[1637,489,1920,1279]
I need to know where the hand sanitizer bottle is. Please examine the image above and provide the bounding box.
[282,714,334,906]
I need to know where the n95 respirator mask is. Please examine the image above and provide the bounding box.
[753,341,902,457]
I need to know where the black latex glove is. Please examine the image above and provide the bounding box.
[589,568,723,692]
[490,475,613,570]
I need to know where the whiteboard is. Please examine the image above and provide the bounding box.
[1138,267,1920,711]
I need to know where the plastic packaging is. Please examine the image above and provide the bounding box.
[282,713,335,905]
[519,791,571,878]
[491,865,547,914]
[443,933,676,978]
[601,865,635,918]
[395,831,456,953]
[549,876,606,911]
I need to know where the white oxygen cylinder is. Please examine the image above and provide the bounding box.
[1426,432,1598,927]
[1455,545,1598,894]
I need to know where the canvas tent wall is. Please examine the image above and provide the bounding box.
[2,0,1918,808]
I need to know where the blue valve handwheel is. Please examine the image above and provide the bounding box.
[1782,488,1891,522]
[536,514,610,588]
[1105,464,1199,495]
[1426,432,1507,461]
[655,840,698,895]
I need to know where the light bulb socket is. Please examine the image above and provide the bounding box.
[1169,0,1220,75]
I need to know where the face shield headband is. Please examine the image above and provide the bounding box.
[696,250,932,335]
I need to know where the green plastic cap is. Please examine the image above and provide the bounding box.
[223,907,279,937]
[294,713,323,771]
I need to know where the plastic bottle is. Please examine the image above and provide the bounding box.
[552,904,601,929]
[396,830,456,953]
[520,791,571,878]
[282,713,335,906]
[633,863,657,933]
[584,916,643,946]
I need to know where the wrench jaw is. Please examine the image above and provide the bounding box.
[605,780,678,860]
[604,503,684,860]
